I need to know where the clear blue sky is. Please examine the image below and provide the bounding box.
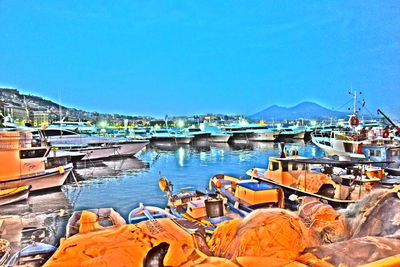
[0,1,399,118]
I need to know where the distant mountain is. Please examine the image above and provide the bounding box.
[249,101,349,121]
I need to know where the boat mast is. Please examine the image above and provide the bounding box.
[352,89,357,116]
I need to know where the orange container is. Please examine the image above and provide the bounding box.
[235,182,279,205]
[186,199,207,219]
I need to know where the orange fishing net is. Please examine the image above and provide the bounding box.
[298,197,346,245]
[208,209,313,264]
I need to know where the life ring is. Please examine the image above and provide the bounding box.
[382,129,389,138]
[349,116,360,126]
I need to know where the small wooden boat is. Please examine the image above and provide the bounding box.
[128,203,176,224]
[66,208,126,238]
[159,177,242,234]
[0,185,31,206]
[5,242,56,267]
[210,174,285,214]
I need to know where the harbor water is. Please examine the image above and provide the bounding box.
[63,140,323,218]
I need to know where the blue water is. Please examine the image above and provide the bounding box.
[63,141,323,218]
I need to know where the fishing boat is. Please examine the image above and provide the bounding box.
[158,177,243,233]
[0,185,31,206]
[128,203,176,224]
[0,131,73,191]
[247,145,392,208]
[362,144,400,176]
[209,174,285,213]
[312,130,366,159]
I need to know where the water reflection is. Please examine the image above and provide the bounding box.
[0,190,73,250]
[74,157,150,180]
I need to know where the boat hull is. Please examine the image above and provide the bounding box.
[0,186,30,206]
[0,164,73,191]
[209,135,231,143]
[175,137,193,144]
[229,132,250,143]
[150,136,193,144]
[191,133,211,141]
[81,146,118,160]
[312,137,365,159]
[292,131,305,139]
[247,131,277,141]
[111,141,148,157]
[248,168,357,209]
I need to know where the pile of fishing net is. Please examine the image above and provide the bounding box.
[208,209,313,266]
[296,189,400,266]
[297,196,346,244]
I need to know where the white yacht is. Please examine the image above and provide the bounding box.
[51,121,99,134]
[245,124,280,141]
[221,124,279,142]
[204,126,231,143]
[34,128,149,160]
[184,126,211,141]
[149,128,193,144]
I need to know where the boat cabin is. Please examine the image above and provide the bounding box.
[363,145,400,169]
[266,156,311,186]
[0,131,48,184]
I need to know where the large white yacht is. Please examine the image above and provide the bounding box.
[149,128,193,144]
[33,128,149,160]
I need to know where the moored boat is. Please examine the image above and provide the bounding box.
[311,130,366,159]
[210,174,285,214]
[209,133,231,143]
[66,208,126,238]
[34,128,149,160]
[184,126,211,141]
[0,131,73,191]
[159,177,242,233]
[6,240,57,267]
[0,185,31,206]
[128,203,176,224]
[150,128,193,144]
[248,147,392,208]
